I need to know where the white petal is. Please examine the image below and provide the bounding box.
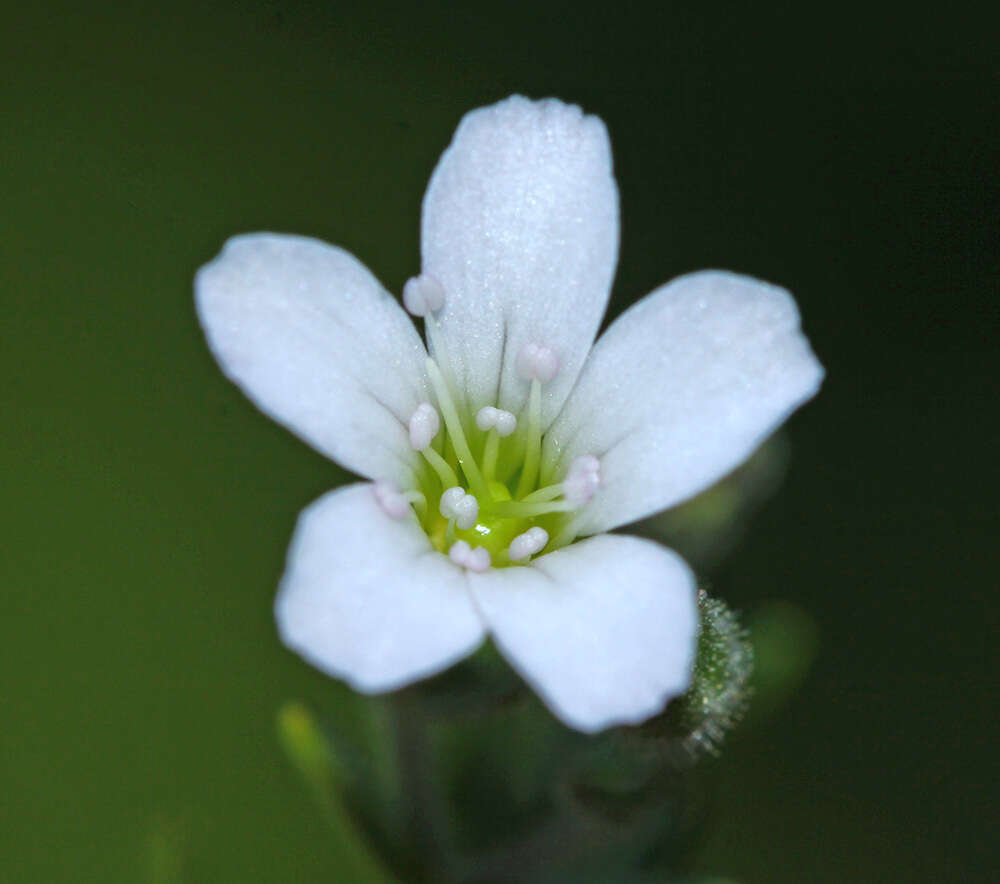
[421,96,619,428]
[469,534,697,733]
[275,484,485,692]
[543,271,824,535]
[196,234,430,486]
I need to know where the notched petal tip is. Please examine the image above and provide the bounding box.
[455,94,614,169]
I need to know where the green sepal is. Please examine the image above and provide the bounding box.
[664,589,754,760]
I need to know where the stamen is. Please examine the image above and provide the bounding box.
[509,527,549,562]
[439,486,479,530]
[405,491,428,516]
[475,406,499,432]
[550,521,579,551]
[371,481,411,520]
[515,456,599,508]
[481,430,501,482]
[402,274,445,317]
[515,342,559,383]
[408,401,457,486]
[520,483,566,503]
[420,446,459,489]
[448,540,491,573]
[562,454,601,507]
[426,359,489,500]
[494,410,517,437]
[408,402,440,451]
[484,499,575,519]
[515,378,543,499]
[477,407,517,481]
[468,548,491,572]
[475,406,517,436]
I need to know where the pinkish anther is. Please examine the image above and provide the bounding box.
[402,274,446,317]
[372,480,410,520]
[563,454,601,507]
[516,342,559,383]
[449,540,490,572]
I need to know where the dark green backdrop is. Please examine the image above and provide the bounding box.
[2,1,995,881]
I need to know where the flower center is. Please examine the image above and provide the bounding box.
[373,275,601,571]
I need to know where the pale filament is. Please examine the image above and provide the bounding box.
[393,306,603,569]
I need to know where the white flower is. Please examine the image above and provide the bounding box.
[195,96,823,733]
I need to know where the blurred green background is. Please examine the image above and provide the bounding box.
[2,1,995,881]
